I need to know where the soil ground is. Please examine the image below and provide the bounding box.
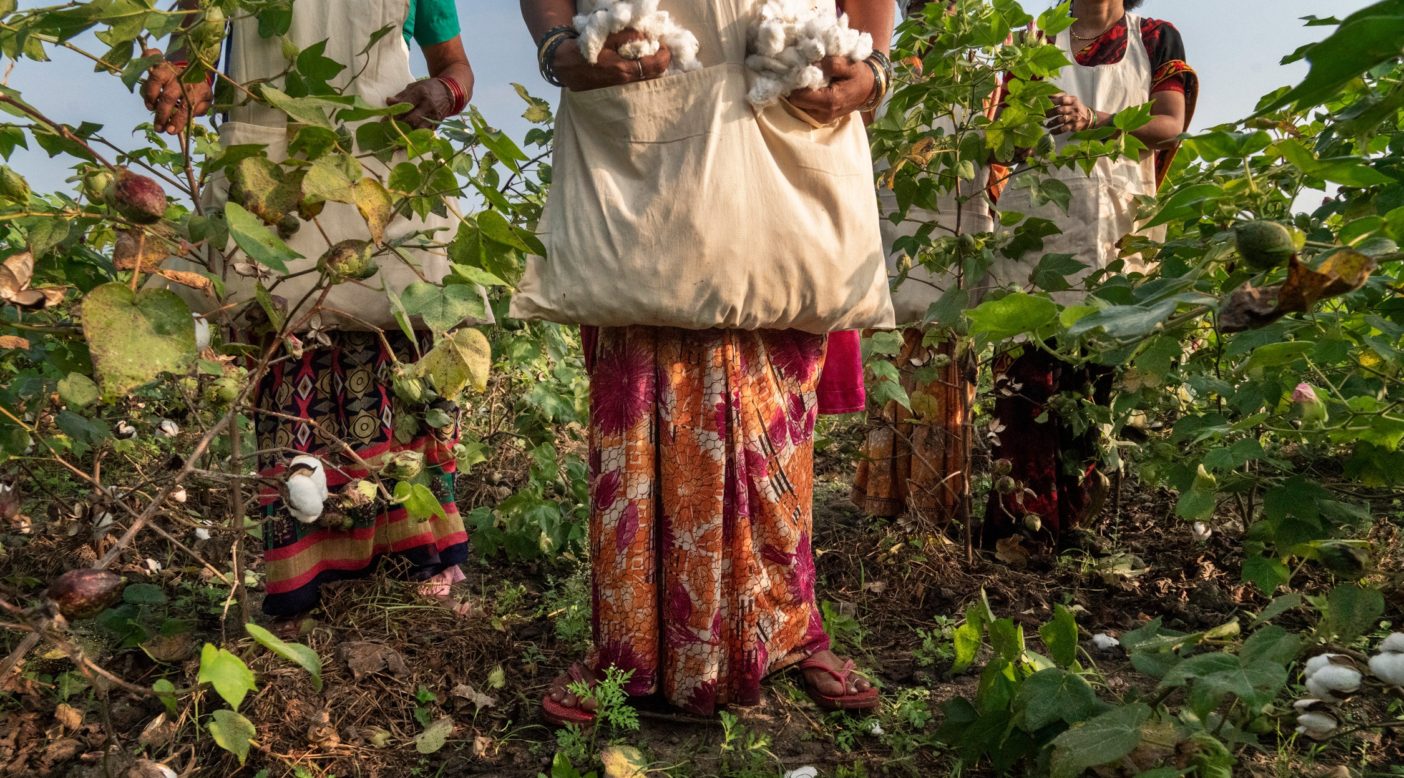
[3,418,1402,777]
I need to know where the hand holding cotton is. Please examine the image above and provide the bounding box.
[574,0,702,73]
[744,0,874,107]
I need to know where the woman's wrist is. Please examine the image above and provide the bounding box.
[537,25,578,87]
[435,75,468,115]
[858,50,892,112]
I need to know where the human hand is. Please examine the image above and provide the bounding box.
[786,55,877,124]
[385,78,457,130]
[140,50,213,135]
[553,30,673,92]
[1046,92,1098,135]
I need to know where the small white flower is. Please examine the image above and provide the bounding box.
[1295,710,1338,740]
[193,527,211,542]
[1091,633,1120,651]
[1191,522,1212,541]
[157,419,180,438]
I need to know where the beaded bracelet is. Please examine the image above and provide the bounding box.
[536,25,579,87]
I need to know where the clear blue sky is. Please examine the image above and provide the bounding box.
[4,0,1375,194]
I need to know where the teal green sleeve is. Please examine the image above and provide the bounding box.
[403,0,462,47]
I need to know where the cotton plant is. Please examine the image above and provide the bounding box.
[1290,637,1404,741]
[744,0,874,107]
[573,0,702,72]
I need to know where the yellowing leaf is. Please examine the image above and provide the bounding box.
[354,177,394,244]
[81,283,196,397]
[418,327,491,400]
[207,709,256,765]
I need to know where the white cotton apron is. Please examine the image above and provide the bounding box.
[877,111,995,325]
[509,0,896,334]
[989,13,1157,306]
[183,0,466,331]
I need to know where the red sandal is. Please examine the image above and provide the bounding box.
[541,662,598,727]
[798,655,880,712]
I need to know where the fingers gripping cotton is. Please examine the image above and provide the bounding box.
[573,0,702,73]
[744,0,875,107]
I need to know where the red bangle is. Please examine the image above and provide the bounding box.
[435,76,467,115]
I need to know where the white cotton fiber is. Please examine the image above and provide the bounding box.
[744,0,874,107]
[573,0,702,73]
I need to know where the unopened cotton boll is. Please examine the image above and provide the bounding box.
[1295,710,1338,740]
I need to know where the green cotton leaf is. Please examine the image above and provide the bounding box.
[224,202,299,272]
[1018,668,1099,731]
[1049,702,1151,778]
[259,85,334,129]
[1067,298,1179,340]
[1040,604,1079,669]
[1026,176,1072,213]
[418,327,491,400]
[394,480,447,523]
[1324,583,1385,642]
[246,622,323,692]
[1162,652,1288,707]
[153,678,178,716]
[301,153,361,206]
[475,209,532,252]
[513,82,553,124]
[122,583,167,605]
[414,716,454,754]
[57,373,99,409]
[988,618,1025,664]
[1257,11,1404,115]
[1239,625,1302,667]
[968,292,1058,342]
[198,643,257,710]
[1141,183,1226,229]
[1276,139,1394,187]
[81,283,196,398]
[1241,555,1291,595]
[207,709,256,765]
[951,619,983,675]
[1030,252,1085,294]
[399,281,487,334]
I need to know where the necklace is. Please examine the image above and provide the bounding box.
[1069,12,1125,41]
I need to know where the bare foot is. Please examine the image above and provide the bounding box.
[546,663,600,715]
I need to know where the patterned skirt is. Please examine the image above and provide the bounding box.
[852,328,975,528]
[587,327,832,715]
[255,332,467,617]
[982,349,1113,542]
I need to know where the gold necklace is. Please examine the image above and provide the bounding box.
[1070,12,1125,41]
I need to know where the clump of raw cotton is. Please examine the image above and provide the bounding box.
[744,0,874,107]
[573,0,701,73]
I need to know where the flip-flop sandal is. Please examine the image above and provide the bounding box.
[541,662,598,727]
[798,656,880,712]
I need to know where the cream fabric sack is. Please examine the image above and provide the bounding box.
[510,0,895,333]
[173,0,476,332]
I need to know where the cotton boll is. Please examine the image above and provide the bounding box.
[1302,653,1339,678]
[157,419,180,438]
[193,527,210,542]
[1191,522,1212,541]
[796,36,825,63]
[192,313,211,351]
[618,37,660,60]
[748,74,787,106]
[1304,664,1362,700]
[1369,652,1404,687]
[1091,633,1120,651]
[1379,632,1404,655]
[169,485,187,504]
[755,22,786,56]
[1295,711,1338,740]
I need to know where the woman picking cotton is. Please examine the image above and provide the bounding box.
[140,1,484,629]
[513,0,897,723]
[983,0,1197,549]
[852,0,997,531]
